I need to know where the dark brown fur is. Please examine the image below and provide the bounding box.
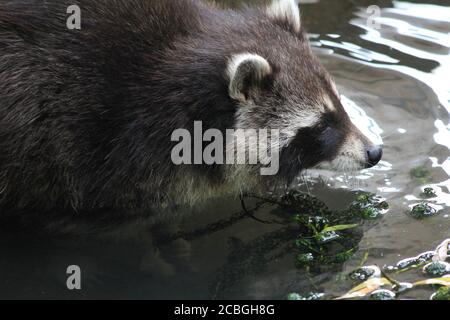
[0,0,377,227]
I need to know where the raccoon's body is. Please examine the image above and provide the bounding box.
[0,0,382,223]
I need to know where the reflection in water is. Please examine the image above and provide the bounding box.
[0,0,449,299]
[351,2,450,112]
[308,0,450,299]
[340,95,384,146]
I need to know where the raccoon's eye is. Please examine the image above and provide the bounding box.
[320,126,340,155]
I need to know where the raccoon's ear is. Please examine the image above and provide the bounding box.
[227,53,272,102]
[266,0,301,33]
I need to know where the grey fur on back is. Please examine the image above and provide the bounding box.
[0,0,375,227]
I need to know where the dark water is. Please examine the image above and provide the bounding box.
[1,0,450,299]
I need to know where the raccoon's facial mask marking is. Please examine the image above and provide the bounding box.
[316,134,383,172]
[278,94,383,175]
[302,90,384,172]
[225,6,383,178]
[280,108,345,169]
[314,104,383,172]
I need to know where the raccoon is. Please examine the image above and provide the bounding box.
[0,0,382,222]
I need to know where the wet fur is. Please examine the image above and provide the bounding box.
[0,0,373,228]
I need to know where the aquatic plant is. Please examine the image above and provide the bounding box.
[349,266,378,281]
[208,189,387,299]
[347,192,389,220]
[409,202,438,219]
[431,287,450,300]
[423,261,450,277]
[338,239,450,300]
[410,165,432,184]
[287,292,324,300]
[370,289,396,300]
[421,187,437,198]
[287,190,387,269]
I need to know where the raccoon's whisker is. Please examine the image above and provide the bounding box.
[343,170,349,185]
[275,177,283,194]
[301,172,311,195]
[351,170,357,189]
[322,175,330,187]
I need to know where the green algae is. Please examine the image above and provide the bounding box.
[287,292,324,300]
[421,187,437,198]
[339,239,450,300]
[409,202,438,219]
[370,289,396,300]
[431,287,450,300]
[410,165,432,184]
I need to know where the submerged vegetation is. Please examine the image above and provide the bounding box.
[431,286,450,300]
[283,185,449,300]
[421,187,437,199]
[285,190,388,268]
[207,189,389,298]
[410,165,432,184]
[409,202,438,219]
[407,187,441,219]
[164,185,445,300]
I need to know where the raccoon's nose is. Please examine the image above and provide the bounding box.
[366,146,383,168]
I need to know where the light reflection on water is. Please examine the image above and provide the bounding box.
[340,95,384,146]
[304,0,450,299]
[216,0,450,299]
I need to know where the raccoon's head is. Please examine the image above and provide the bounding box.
[226,0,382,183]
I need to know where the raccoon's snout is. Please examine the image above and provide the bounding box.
[365,145,383,168]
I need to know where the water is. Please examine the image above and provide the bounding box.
[1,0,449,299]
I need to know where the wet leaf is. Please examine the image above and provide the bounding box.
[397,257,424,270]
[296,253,314,265]
[394,251,436,273]
[431,287,450,300]
[413,276,450,287]
[322,224,358,233]
[315,230,340,244]
[340,239,450,299]
[393,282,413,293]
[433,239,450,262]
[308,216,329,230]
[336,277,391,300]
